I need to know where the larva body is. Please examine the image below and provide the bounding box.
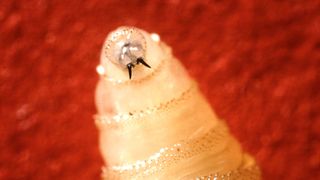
[95,27,261,179]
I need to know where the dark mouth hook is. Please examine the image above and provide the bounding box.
[137,57,151,68]
[127,63,134,79]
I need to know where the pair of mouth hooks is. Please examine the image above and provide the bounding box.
[126,57,151,79]
[98,56,166,85]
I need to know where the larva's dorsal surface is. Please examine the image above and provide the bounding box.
[95,27,261,179]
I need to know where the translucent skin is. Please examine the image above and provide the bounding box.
[95,27,260,179]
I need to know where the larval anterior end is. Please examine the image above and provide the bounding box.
[95,27,261,179]
[99,27,162,81]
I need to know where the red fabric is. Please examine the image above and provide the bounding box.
[1,0,320,179]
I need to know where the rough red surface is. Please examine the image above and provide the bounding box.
[1,0,320,179]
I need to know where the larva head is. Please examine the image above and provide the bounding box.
[103,27,151,79]
[98,27,164,82]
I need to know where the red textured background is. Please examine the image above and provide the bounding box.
[1,0,320,179]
